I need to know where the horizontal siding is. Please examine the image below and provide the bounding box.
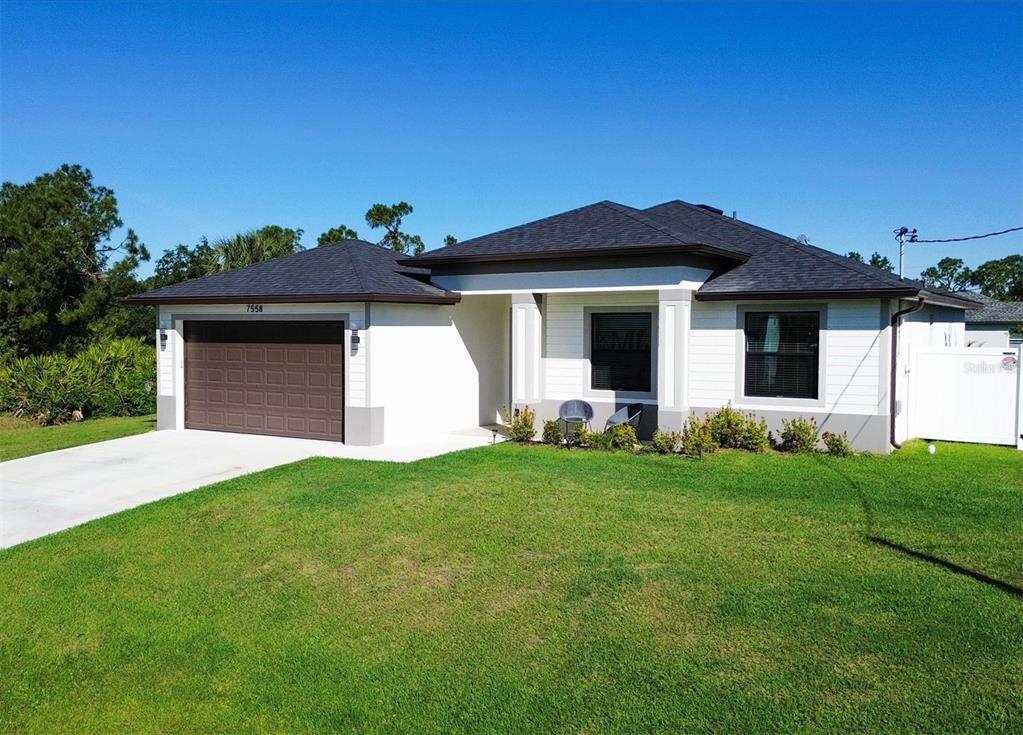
[688,301,737,406]
[825,301,882,413]
[688,299,884,415]
[543,291,657,400]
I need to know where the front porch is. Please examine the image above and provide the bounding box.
[503,289,693,437]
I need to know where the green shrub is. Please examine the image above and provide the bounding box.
[581,429,612,450]
[739,415,770,453]
[606,423,639,451]
[651,429,682,454]
[681,415,717,458]
[567,423,587,448]
[705,404,746,448]
[541,419,563,446]
[779,416,819,453]
[706,404,770,452]
[0,338,155,424]
[508,405,536,442]
[822,431,853,457]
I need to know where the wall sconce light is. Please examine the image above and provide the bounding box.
[159,331,168,351]
[350,328,360,352]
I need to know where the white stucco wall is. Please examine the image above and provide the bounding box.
[156,302,366,431]
[687,299,887,416]
[369,295,509,443]
[893,302,968,443]
[899,304,966,350]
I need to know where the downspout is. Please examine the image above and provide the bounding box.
[890,297,926,449]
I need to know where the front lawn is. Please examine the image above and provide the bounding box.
[0,414,156,462]
[1,441,1020,733]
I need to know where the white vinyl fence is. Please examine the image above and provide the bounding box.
[908,345,1023,449]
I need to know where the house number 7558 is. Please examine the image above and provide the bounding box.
[246,304,264,313]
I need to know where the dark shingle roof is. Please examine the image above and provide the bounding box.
[406,198,977,306]
[412,201,750,263]
[644,200,934,299]
[956,292,1023,324]
[126,240,459,305]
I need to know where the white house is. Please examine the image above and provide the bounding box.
[958,292,1023,348]
[128,199,978,452]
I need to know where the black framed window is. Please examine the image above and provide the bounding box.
[744,312,820,399]
[590,312,652,392]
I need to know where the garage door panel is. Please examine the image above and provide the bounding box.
[308,372,329,388]
[266,392,285,408]
[307,349,327,365]
[265,370,284,386]
[185,321,343,441]
[245,391,265,407]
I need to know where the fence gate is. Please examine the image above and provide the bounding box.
[909,345,1022,448]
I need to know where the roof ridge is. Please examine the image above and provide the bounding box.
[415,200,628,259]
[597,201,695,245]
[599,201,737,253]
[653,199,915,291]
[345,240,372,292]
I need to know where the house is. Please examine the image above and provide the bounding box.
[127,199,979,452]
[957,292,1023,348]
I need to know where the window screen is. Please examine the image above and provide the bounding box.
[590,312,652,392]
[744,312,820,399]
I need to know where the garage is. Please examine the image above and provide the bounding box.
[184,321,344,441]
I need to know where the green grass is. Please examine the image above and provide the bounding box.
[1,441,1020,733]
[0,414,156,462]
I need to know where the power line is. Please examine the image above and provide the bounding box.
[895,226,1023,244]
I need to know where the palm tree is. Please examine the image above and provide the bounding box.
[210,226,303,273]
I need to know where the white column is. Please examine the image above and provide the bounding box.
[511,294,542,405]
[657,289,691,428]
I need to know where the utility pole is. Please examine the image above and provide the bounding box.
[893,227,917,278]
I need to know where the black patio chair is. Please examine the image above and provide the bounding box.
[605,403,644,432]
[559,400,594,435]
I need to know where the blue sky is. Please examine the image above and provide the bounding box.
[2,1,1020,279]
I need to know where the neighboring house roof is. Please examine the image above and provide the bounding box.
[955,292,1023,324]
[410,200,751,263]
[406,198,977,308]
[126,239,460,305]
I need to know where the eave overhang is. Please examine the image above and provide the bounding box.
[399,243,751,267]
[123,291,462,306]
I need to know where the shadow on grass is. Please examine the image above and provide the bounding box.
[812,454,1023,599]
[865,535,1023,598]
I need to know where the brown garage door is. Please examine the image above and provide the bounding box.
[184,321,343,441]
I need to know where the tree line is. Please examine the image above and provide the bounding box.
[0,165,455,357]
[2,164,1020,360]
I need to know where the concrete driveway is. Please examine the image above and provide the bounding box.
[1,428,497,549]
